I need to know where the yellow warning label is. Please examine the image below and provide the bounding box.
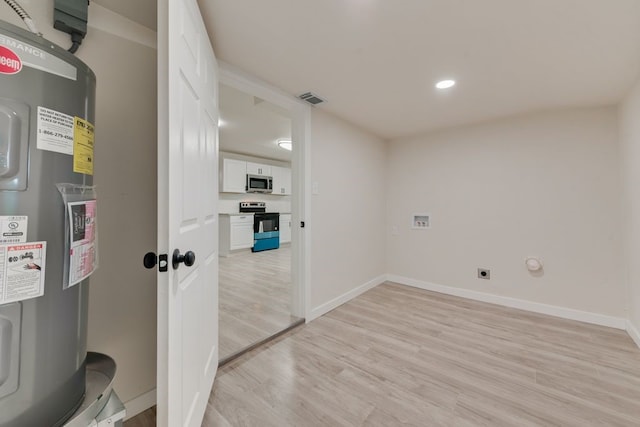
[73,117,94,175]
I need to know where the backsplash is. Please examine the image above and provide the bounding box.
[219,193,291,214]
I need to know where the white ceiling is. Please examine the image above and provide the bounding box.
[98,1,640,141]
[92,0,291,161]
[92,0,157,30]
[199,0,640,140]
[219,84,292,162]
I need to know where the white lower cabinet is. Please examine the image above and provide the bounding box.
[219,214,254,256]
[279,214,291,244]
[231,221,254,249]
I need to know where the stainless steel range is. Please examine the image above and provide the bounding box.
[239,202,279,252]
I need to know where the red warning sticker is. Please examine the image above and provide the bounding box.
[0,46,22,75]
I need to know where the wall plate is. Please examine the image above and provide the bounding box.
[477,268,491,280]
[412,213,430,229]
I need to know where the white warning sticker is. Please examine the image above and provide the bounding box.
[0,241,46,304]
[0,216,28,244]
[37,106,74,155]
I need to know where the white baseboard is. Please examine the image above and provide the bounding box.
[387,275,627,330]
[627,320,640,349]
[308,275,386,322]
[123,388,156,421]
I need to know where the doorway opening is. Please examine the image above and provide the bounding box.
[217,82,304,363]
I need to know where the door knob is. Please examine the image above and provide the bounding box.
[172,249,196,270]
[143,252,157,269]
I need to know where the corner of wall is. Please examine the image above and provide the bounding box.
[627,320,640,349]
[307,275,387,322]
[123,389,157,421]
[619,72,640,344]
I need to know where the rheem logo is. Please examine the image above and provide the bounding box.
[0,46,22,75]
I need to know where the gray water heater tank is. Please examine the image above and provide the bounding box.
[0,20,96,426]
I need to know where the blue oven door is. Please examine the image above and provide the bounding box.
[253,213,280,252]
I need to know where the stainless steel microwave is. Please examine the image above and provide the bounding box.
[247,174,273,193]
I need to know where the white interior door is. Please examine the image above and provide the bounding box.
[157,0,219,426]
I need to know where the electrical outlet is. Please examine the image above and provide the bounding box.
[477,268,490,280]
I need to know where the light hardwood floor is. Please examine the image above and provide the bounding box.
[126,282,640,426]
[219,244,301,360]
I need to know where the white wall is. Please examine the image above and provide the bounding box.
[309,109,387,318]
[1,1,158,407]
[620,76,640,342]
[83,32,157,407]
[387,107,625,318]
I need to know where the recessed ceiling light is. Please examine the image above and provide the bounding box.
[277,139,292,151]
[435,79,456,89]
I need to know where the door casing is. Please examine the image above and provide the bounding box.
[219,63,311,319]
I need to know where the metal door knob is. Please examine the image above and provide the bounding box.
[172,249,196,270]
[143,252,158,269]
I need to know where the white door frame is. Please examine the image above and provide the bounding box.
[219,63,311,319]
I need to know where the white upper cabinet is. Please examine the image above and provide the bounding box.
[220,154,289,195]
[246,162,272,177]
[221,158,247,193]
[272,166,292,196]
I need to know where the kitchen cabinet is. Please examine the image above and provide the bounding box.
[221,158,247,193]
[279,213,292,244]
[246,162,272,177]
[271,166,292,196]
[219,214,254,256]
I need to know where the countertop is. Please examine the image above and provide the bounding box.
[219,213,254,216]
[220,212,291,215]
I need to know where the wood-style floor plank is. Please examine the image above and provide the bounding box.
[218,245,301,359]
[125,282,640,426]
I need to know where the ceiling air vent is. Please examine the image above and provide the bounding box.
[298,92,325,105]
